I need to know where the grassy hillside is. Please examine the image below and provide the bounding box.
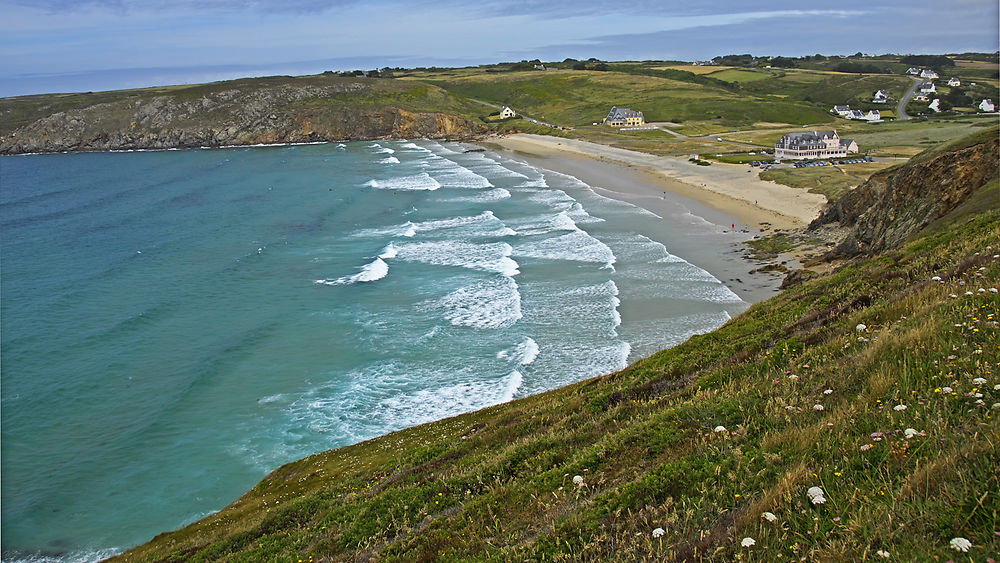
[412,69,834,132]
[114,138,999,561]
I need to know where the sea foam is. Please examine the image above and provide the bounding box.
[314,257,389,286]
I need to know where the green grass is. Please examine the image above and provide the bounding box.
[111,135,1000,562]
[760,166,871,202]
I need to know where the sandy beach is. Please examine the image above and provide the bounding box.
[478,134,821,304]
[487,134,827,231]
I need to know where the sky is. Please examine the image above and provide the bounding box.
[1,0,997,97]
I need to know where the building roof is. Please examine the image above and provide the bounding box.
[777,130,839,147]
[833,105,851,111]
[605,107,644,121]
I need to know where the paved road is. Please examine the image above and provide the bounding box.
[897,77,922,120]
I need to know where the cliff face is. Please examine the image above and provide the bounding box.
[809,132,998,256]
[0,80,484,154]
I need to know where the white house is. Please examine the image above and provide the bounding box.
[907,67,920,75]
[980,99,995,112]
[872,90,889,103]
[603,107,645,127]
[832,105,853,116]
[914,93,930,102]
[774,130,859,160]
[920,69,939,79]
[947,77,961,87]
[847,110,867,120]
[865,110,881,121]
[498,106,516,119]
[928,99,941,112]
[919,82,936,94]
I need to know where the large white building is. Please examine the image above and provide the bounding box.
[774,130,859,160]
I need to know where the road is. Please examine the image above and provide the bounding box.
[897,77,922,120]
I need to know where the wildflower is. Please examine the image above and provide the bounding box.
[762,511,778,522]
[994,385,1000,391]
[931,276,942,281]
[813,404,825,411]
[824,389,834,395]
[893,404,907,411]
[741,537,756,547]
[856,323,867,332]
[788,374,799,381]
[904,428,918,439]
[991,288,998,293]
[652,527,665,538]
[860,444,873,451]
[979,288,987,293]
[714,425,727,433]
[949,537,972,552]
[950,294,958,298]
[993,403,1000,409]
[807,486,826,505]
[972,377,987,385]
[572,475,584,487]
[942,386,953,393]
[965,291,974,296]
[876,549,890,558]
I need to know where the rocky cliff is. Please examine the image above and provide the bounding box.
[0,77,485,154]
[809,128,998,256]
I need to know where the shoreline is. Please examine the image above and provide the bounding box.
[478,135,804,304]
[485,133,827,232]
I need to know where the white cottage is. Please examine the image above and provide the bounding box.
[980,99,995,112]
[872,90,889,103]
[947,77,961,87]
[499,106,516,119]
[920,69,939,79]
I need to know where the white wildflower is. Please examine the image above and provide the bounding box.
[824,389,834,395]
[572,475,584,487]
[714,425,727,433]
[813,404,825,411]
[965,291,974,296]
[856,323,867,332]
[876,549,890,558]
[931,276,942,281]
[893,404,907,411]
[942,386,953,393]
[994,384,1000,391]
[949,294,958,298]
[741,537,756,547]
[992,403,1000,409]
[904,428,918,439]
[975,393,984,398]
[972,377,987,385]
[990,288,998,293]
[807,486,827,504]
[949,537,972,552]
[788,374,799,381]
[652,527,665,538]
[762,511,777,522]
[978,288,986,293]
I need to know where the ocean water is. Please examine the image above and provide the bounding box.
[0,140,746,561]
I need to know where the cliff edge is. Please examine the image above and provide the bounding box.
[0,76,486,154]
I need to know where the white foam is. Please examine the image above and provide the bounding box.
[440,187,512,203]
[430,276,522,329]
[395,240,520,276]
[377,156,400,165]
[314,257,389,286]
[497,337,540,365]
[365,172,441,191]
[378,242,398,259]
[336,143,347,149]
[369,143,395,154]
[514,230,616,270]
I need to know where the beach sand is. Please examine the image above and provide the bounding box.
[487,134,826,231]
[479,134,826,304]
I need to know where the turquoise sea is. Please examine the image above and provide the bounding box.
[1,140,748,561]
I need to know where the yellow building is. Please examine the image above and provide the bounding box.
[603,106,645,127]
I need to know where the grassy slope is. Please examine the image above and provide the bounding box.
[115,142,999,561]
[413,69,834,131]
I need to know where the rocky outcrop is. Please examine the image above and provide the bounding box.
[809,133,998,257]
[0,80,484,154]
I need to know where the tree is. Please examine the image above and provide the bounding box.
[572,62,588,70]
